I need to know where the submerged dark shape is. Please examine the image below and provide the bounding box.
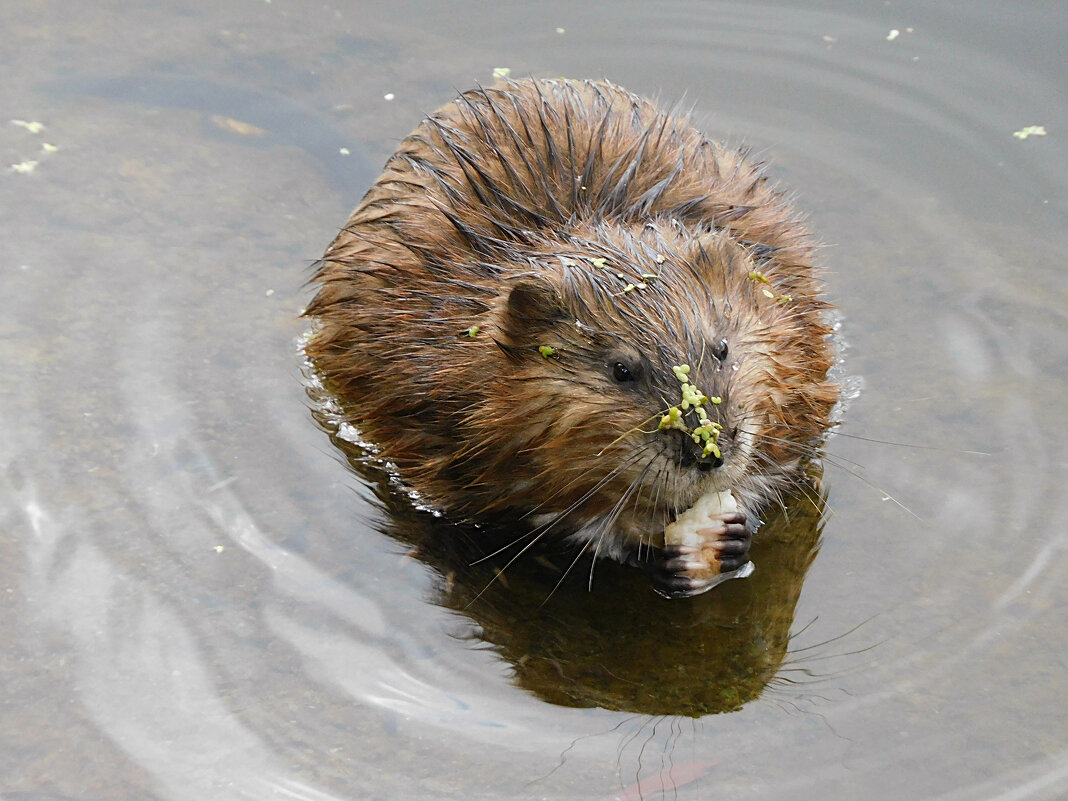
[305,78,838,596]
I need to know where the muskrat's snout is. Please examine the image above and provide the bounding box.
[670,422,734,473]
[655,361,737,474]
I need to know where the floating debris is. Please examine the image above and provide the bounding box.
[211,115,268,137]
[384,93,395,101]
[1013,125,1047,140]
[41,143,59,153]
[492,67,512,80]
[11,160,38,174]
[886,29,900,41]
[11,119,45,134]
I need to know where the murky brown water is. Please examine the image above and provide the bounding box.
[2,1,1066,799]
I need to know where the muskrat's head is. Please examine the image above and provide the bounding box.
[471,220,837,553]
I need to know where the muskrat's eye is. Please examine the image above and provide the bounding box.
[713,338,729,361]
[612,361,638,383]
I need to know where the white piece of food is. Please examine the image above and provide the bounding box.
[663,489,754,590]
[663,490,738,547]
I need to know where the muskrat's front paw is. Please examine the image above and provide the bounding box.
[648,512,753,598]
[649,544,712,598]
[698,511,751,572]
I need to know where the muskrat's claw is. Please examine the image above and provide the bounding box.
[644,512,753,598]
[699,511,750,572]
[646,544,710,598]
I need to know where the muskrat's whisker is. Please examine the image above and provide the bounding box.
[745,428,919,520]
[465,525,547,566]
[587,529,606,591]
[746,446,819,513]
[597,412,667,456]
[829,430,990,456]
[597,457,656,550]
[476,454,640,551]
[540,537,595,607]
[466,456,644,599]
[785,615,880,657]
[515,443,652,522]
[742,426,834,463]
[767,461,825,516]
[466,533,554,608]
[743,442,815,499]
[630,450,668,526]
[511,455,653,552]
[586,471,648,592]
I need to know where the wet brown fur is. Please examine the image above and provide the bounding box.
[306,78,839,556]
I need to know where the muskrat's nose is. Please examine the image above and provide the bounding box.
[697,454,725,471]
[674,425,729,471]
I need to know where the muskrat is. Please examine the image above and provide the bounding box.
[305,78,839,597]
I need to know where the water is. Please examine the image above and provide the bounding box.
[2,1,1066,799]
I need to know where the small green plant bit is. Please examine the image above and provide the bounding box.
[692,418,724,459]
[679,381,708,410]
[657,405,687,432]
[538,345,556,359]
[659,364,724,457]
[465,325,481,338]
[761,286,792,304]
[753,272,792,304]
[587,255,660,296]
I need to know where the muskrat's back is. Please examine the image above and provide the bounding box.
[306,78,838,597]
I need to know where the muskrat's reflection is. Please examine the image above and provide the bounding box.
[321,422,825,717]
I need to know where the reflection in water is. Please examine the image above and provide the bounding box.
[312,397,827,717]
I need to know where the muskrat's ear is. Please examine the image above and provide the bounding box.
[505,278,568,323]
[496,278,568,350]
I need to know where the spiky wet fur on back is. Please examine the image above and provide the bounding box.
[306,78,838,559]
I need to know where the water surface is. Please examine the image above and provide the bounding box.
[2,1,1066,799]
